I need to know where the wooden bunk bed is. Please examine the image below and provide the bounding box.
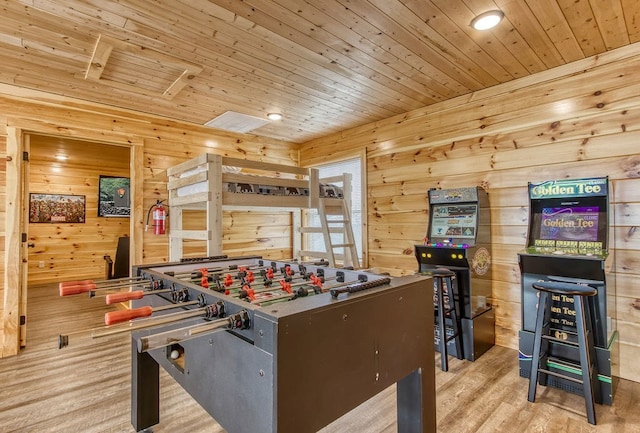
[166,154,359,267]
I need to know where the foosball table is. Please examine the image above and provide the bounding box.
[63,256,436,433]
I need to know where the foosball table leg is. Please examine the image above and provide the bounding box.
[131,338,160,432]
[397,367,436,433]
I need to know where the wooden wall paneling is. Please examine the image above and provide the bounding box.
[619,340,640,382]
[370,193,428,214]
[3,110,146,146]
[176,209,295,260]
[613,226,640,250]
[614,178,640,205]
[141,137,297,169]
[130,141,144,268]
[491,297,521,348]
[0,133,5,334]
[617,321,640,348]
[368,134,640,187]
[491,206,529,228]
[367,180,428,199]
[142,163,169,265]
[490,244,525,268]
[0,93,298,167]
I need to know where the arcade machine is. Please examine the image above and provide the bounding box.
[518,176,617,404]
[415,186,495,361]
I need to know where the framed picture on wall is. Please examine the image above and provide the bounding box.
[29,193,86,223]
[98,175,130,217]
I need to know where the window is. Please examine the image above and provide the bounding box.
[306,157,363,265]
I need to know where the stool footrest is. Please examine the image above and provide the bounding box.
[547,355,596,373]
[537,367,584,385]
[545,327,589,339]
[541,335,580,346]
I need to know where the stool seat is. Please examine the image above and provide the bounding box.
[532,281,597,297]
[424,268,456,277]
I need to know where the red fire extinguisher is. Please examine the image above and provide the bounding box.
[153,203,166,235]
[146,200,167,235]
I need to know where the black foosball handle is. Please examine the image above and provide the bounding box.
[330,277,391,299]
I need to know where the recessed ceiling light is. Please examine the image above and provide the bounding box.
[267,113,283,121]
[470,10,504,31]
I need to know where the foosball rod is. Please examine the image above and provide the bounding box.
[59,279,154,297]
[164,263,270,280]
[190,267,291,293]
[104,294,206,325]
[250,292,295,306]
[248,277,332,305]
[193,265,285,288]
[136,310,250,353]
[58,300,226,349]
[59,275,143,289]
[222,271,308,294]
[169,268,272,290]
[232,275,322,301]
[104,287,176,305]
[244,273,355,304]
[279,258,331,267]
[329,277,392,298]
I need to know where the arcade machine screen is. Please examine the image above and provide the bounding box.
[430,204,478,242]
[527,196,607,256]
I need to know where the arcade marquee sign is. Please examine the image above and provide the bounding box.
[529,177,608,199]
[528,177,608,255]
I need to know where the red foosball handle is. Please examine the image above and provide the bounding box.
[105,306,153,325]
[59,279,93,289]
[59,283,98,297]
[105,290,145,305]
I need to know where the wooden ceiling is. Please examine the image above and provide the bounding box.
[1,1,639,143]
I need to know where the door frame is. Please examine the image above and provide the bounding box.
[2,125,143,356]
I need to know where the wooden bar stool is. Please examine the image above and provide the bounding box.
[528,281,600,425]
[431,268,463,371]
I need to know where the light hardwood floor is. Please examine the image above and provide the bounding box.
[0,284,638,433]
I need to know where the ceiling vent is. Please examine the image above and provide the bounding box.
[204,111,270,133]
[85,34,202,99]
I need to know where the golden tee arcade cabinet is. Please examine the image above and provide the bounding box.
[518,176,617,404]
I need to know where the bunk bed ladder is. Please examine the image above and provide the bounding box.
[299,191,359,269]
[319,196,359,268]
